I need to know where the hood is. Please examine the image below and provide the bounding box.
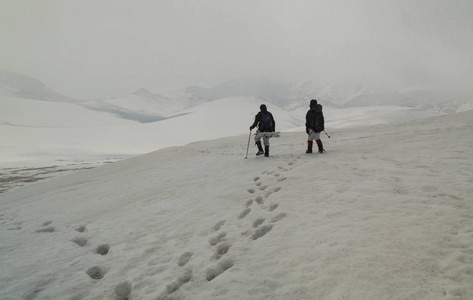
[310,99,318,109]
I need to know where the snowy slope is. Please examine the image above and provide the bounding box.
[100,93,185,118]
[0,96,135,127]
[1,111,472,299]
[288,105,443,131]
[88,87,206,121]
[0,93,448,194]
[0,96,298,165]
[0,95,139,164]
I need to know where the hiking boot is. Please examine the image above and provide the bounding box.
[318,146,325,154]
[264,146,269,157]
[256,141,264,156]
[306,141,313,153]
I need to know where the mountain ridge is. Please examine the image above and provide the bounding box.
[2,70,472,122]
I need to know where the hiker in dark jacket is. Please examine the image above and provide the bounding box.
[250,104,275,157]
[305,99,325,153]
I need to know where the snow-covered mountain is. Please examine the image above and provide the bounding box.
[286,79,360,109]
[2,70,471,123]
[1,110,472,299]
[343,86,473,114]
[0,71,196,123]
[0,70,78,103]
[93,87,207,120]
[186,78,291,107]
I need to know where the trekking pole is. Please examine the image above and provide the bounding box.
[245,130,252,159]
[324,130,331,138]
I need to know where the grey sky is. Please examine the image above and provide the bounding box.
[1,0,472,99]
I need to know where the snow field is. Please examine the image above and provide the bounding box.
[0,111,472,299]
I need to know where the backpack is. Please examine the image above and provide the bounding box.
[260,111,273,132]
[313,104,324,132]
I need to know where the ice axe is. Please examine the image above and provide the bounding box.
[245,130,252,159]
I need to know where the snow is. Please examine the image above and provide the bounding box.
[0,96,135,127]
[1,109,473,299]
[0,94,441,187]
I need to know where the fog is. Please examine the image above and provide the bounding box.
[1,0,472,99]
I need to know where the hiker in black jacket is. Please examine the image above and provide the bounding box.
[305,99,325,153]
[250,104,275,157]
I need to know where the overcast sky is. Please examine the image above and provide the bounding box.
[1,0,472,99]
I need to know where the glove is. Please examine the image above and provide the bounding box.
[306,128,309,134]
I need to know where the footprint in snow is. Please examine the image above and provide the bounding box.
[271,213,287,223]
[213,220,226,231]
[35,221,55,233]
[213,243,230,260]
[265,187,282,198]
[95,244,110,255]
[255,196,264,205]
[72,237,88,247]
[259,185,268,191]
[206,259,234,281]
[268,203,279,212]
[252,218,265,228]
[86,266,106,280]
[251,224,273,240]
[162,270,193,296]
[114,281,132,300]
[209,232,227,246]
[75,225,86,233]
[178,252,193,267]
[35,226,55,233]
[238,208,251,219]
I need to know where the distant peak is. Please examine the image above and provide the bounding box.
[133,88,157,99]
[0,70,75,102]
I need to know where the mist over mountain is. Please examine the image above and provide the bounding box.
[0,70,78,103]
[343,87,473,114]
[0,71,169,123]
[185,78,291,106]
[132,87,163,100]
[2,70,472,124]
[184,76,473,115]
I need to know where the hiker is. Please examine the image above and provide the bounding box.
[305,99,325,153]
[249,104,275,157]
